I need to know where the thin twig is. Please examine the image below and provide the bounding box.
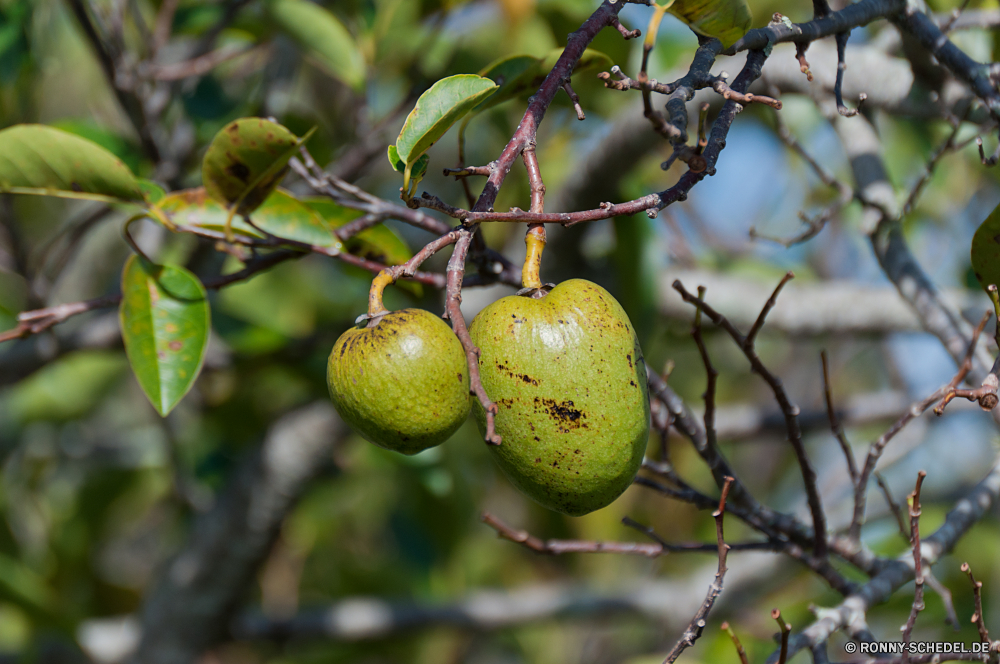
[674,277,828,559]
[773,609,791,664]
[900,470,927,664]
[961,562,991,644]
[875,471,908,539]
[662,477,734,664]
[851,310,990,540]
[903,115,967,216]
[822,350,858,484]
[722,622,750,664]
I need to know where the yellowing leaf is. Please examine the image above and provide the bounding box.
[201,118,308,217]
[665,0,752,47]
[305,197,422,298]
[157,187,342,249]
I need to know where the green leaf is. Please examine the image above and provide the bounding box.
[50,119,146,174]
[0,124,144,202]
[201,118,309,217]
[665,0,752,47]
[971,203,1000,293]
[470,50,612,116]
[0,552,57,615]
[268,0,366,91]
[157,187,342,249]
[387,145,430,197]
[250,189,342,249]
[139,179,166,205]
[387,146,429,180]
[120,255,210,416]
[305,197,422,298]
[394,74,498,167]
[475,54,543,112]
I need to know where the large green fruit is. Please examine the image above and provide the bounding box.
[469,279,650,516]
[328,309,470,455]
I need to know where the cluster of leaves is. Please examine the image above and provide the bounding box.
[0,118,417,418]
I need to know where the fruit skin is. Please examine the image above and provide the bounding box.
[469,279,650,516]
[327,309,471,455]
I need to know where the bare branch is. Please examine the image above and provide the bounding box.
[662,477,734,664]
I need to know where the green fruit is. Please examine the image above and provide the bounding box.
[328,309,471,455]
[469,279,650,516]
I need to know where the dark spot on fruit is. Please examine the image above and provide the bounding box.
[574,449,580,454]
[70,181,83,192]
[630,380,637,387]
[227,161,251,182]
[535,458,541,463]
[534,397,585,428]
[457,373,463,382]
[534,436,540,441]
[626,353,633,369]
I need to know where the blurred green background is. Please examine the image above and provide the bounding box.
[1,0,999,662]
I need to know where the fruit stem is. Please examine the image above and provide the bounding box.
[368,269,394,317]
[521,223,546,290]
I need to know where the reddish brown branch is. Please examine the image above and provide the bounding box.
[334,213,387,241]
[931,309,995,414]
[961,563,991,645]
[0,293,122,344]
[662,476,734,664]
[469,0,632,215]
[1,250,305,344]
[522,144,546,214]
[610,16,641,40]
[445,230,500,445]
[482,513,663,557]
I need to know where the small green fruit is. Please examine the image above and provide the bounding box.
[470,279,650,516]
[328,309,471,455]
